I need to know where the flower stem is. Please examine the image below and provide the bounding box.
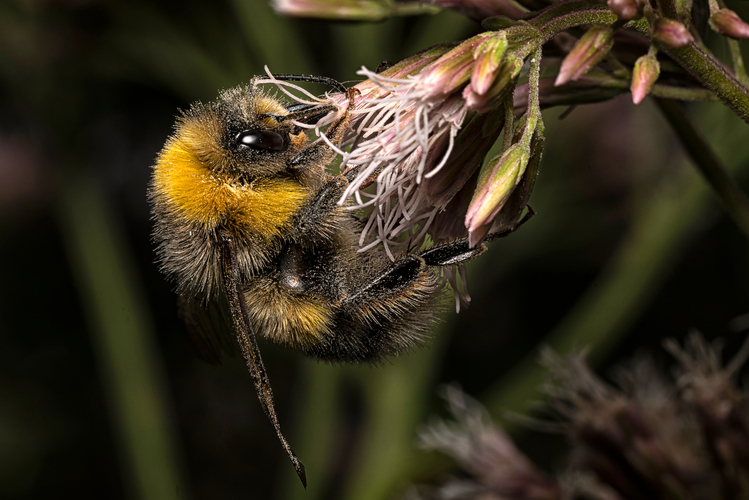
[727,38,749,88]
[520,46,543,148]
[655,98,749,239]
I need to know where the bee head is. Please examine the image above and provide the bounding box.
[171,84,334,180]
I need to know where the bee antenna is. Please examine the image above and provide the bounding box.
[271,73,348,94]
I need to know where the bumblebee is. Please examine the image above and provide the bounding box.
[149,75,530,487]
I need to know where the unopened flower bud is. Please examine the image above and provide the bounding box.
[608,0,644,20]
[424,111,504,209]
[631,54,660,104]
[490,131,542,232]
[348,44,455,103]
[420,35,485,97]
[471,32,509,95]
[709,9,749,39]
[465,143,528,246]
[652,17,694,47]
[555,26,614,86]
[272,0,438,21]
[464,54,522,112]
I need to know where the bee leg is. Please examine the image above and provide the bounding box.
[289,88,357,170]
[419,206,535,267]
[291,175,350,241]
[219,232,307,488]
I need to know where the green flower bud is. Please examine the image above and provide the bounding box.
[465,142,529,246]
[652,17,694,47]
[631,54,660,104]
[464,54,522,112]
[555,26,614,86]
[470,32,509,95]
[420,35,486,97]
[709,9,749,40]
[608,0,644,20]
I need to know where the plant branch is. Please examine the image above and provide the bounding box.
[524,0,749,123]
[656,98,749,239]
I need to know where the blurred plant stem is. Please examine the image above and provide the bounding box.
[339,338,445,500]
[483,103,749,423]
[656,98,749,239]
[57,171,190,500]
[281,316,453,500]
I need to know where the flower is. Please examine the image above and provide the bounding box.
[418,386,561,499]
[261,30,537,259]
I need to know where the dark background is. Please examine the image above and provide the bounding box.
[1,1,748,499]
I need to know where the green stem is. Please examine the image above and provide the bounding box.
[656,98,749,239]
[727,38,749,88]
[525,0,749,123]
[483,105,749,421]
[520,47,543,149]
[626,19,749,123]
[57,172,189,500]
[531,2,617,42]
[503,91,515,151]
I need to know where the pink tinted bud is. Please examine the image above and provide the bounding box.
[652,17,694,47]
[631,54,660,104]
[272,0,438,20]
[710,9,749,39]
[420,35,485,97]
[608,0,644,20]
[470,32,508,95]
[555,26,614,86]
[465,143,528,245]
[464,54,522,112]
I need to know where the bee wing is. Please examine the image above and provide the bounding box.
[178,294,237,365]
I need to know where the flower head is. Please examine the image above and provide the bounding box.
[419,386,561,499]
[261,29,538,263]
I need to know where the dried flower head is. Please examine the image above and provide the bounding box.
[419,385,561,499]
[419,334,749,500]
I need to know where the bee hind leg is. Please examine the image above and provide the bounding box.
[419,206,535,267]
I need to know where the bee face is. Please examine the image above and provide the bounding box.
[175,85,312,180]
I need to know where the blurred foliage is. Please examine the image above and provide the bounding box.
[0,1,747,499]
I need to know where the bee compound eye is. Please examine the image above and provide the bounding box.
[236,129,287,151]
